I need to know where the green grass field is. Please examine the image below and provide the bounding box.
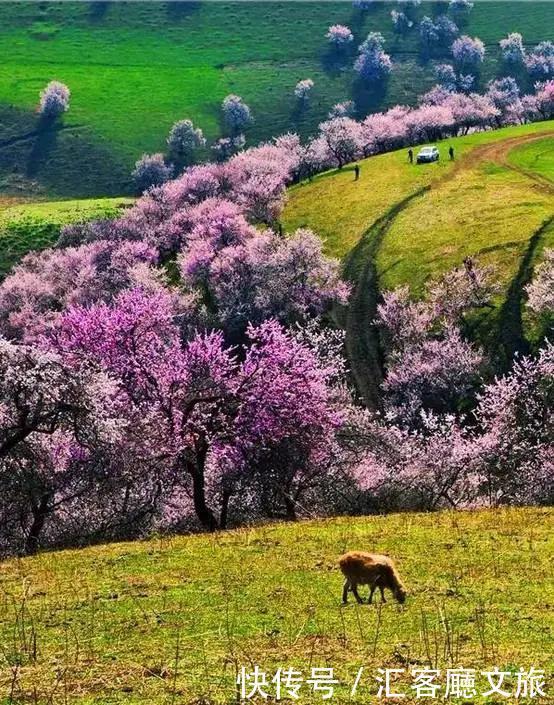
[0,1,553,197]
[0,196,132,276]
[0,507,551,703]
[282,122,554,401]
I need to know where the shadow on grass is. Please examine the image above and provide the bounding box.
[320,47,353,78]
[26,115,59,179]
[166,1,201,22]
[352,79,388,118]
[0,105,132,197]
[495,214,554,370]
[88,1,111,22]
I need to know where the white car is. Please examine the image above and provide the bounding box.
[416,146,440,163]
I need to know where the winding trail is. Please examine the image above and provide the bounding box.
[344,130,554,408]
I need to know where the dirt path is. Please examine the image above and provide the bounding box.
[344,129,554,408]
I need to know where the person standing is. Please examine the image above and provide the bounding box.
[354,164,360,180]
[408,148,414,164]
[449,146,455,161]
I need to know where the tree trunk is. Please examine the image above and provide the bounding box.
[187,451,219,531]
[219,488,232,530]
[282,488,297,521]
[24,494,51,555]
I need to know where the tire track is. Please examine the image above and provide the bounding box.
[342,129,554,408]
[341,186,430,409]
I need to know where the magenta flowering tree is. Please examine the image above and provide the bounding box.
[354,33,392,83]
[326,24,353,48]
[211,134,246,162]
[131,153,173,193]
[449,0,473,17]
[435,15,459,45]
[435,64,458,91]
[404,103,455,142]
[452,35,485,70]
[53,290,342,529]
[376,263,496,425]
[420,15,458,52]
[486,77,523,124]
[0,240,160,342]
[499,32,526,66]
[179,226,349,337]
[39,80,70,118]
[351,409,484,510]
[419,17,439,49]
[222,94,253,135]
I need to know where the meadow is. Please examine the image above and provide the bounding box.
[0,507,552,704]
[281,122,554,402]
[1,1,553,196]
[0,196,132,276]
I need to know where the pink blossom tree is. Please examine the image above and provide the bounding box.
[326,24,353,48]
[131,153,173,193]
[53,290,342,529]
[525,41,554,81]
[317,117,364,169]
[391,10,412,35]
[452,35,485,70]
[475,343,554,504]
[499,32,526,66]
[354,32,393,83]
[167,119,206,164]
[0,338,120,553]
[294,79,314,102]
[526,249,554,316]
[39,81,70,118]
[222,94,253,135]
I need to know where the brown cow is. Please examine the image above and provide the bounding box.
[339,551,407,605]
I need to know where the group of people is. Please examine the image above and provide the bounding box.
[352,145,454,180]
[406,145,455,164]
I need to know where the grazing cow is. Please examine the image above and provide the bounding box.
[339,551,407,605]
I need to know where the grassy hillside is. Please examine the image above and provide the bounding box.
[0,196,132,276]
[0,507,552,703]
[0,1,553,197]
[282,122,553,403]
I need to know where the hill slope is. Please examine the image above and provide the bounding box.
[282,122,554,405]
[0,195,132,276]
[0,1,553,197]
[0,507,552,703]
